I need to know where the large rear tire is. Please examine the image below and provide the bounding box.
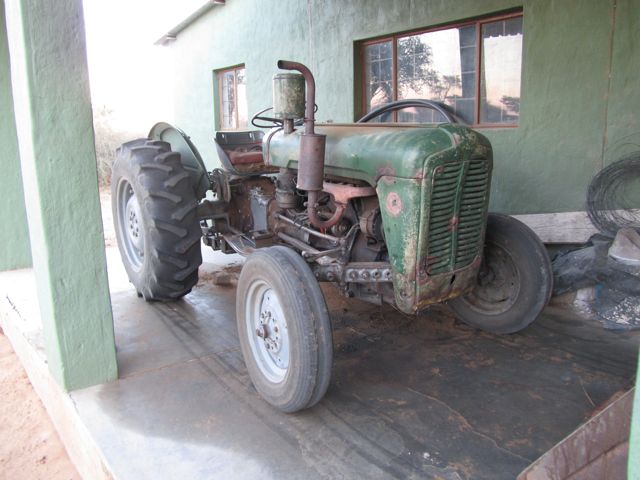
[111,139,202,301]
[236,246,333,412]
[449,213,552,334]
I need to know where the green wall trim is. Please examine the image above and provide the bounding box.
[4,0,117,390]
[170,0,639,215]
[0,0,31,271]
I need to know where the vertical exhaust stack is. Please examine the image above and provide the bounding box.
[277,60,343,228]
[276,60,326,192]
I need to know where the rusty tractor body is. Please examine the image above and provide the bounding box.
[113,61,551,412]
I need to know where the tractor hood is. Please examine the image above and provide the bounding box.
[265,123,491,185]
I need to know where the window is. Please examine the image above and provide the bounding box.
[361,12,523,126]
[216,65,248,130]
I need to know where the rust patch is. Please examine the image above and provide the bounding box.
[376,166,396,183]
[322,181,376,203]
[447,215,459,232]
[385,192,402,216]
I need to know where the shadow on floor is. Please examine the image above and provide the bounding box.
[71,281,639,480]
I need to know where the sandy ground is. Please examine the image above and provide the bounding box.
[100,187,116,247]
[0,331,79,480]
[0,188,112,480]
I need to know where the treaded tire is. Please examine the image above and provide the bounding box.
[236,246,333,413]
[111,139,202,301]
[449,213,552,334]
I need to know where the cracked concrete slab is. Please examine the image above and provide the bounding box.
[2,247,639,479]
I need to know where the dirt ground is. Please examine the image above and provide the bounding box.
[0,331,79,480]
[100,188,116,247]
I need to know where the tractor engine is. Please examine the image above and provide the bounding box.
[201,61,493,314]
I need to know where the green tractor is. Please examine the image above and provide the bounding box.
[112,61,552,412]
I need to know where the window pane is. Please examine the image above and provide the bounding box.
[480,17,523,124]
[397,26,477,124]
[218,67,249,130]
[236,68,248,128]
[221,70,237,129]
[364,41,393,121]
[398,108,448,123]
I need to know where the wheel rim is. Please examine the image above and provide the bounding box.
[463,240,520,315]
[245,279,290,383]
[116,179,144,271]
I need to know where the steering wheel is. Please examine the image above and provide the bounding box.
[251,107,283,129]
[251,104,321,129]
[357,99,459,124]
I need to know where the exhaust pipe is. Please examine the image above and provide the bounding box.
[276,60,325,192]
[278,61,343,228]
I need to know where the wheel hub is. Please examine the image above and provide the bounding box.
[116,180,145,270]
[245,283,290,383]
[465,241,520,313]
[257,294,286,357]
[125,194,144,251]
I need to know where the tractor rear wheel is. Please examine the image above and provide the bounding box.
[111,139,202,301]
[449,213,552,334]
[236,246,333,412]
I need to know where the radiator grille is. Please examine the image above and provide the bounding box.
[425,159,490,275]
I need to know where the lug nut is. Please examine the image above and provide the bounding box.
[256,325,267,338]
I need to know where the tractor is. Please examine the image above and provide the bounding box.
[112,60,552,412]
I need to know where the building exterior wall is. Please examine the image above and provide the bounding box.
[169,0,639,215]
[0,0,31,271]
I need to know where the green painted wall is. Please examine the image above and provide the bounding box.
[170,0,639,215]
[4,0,117,390]
[604,0,640,165]
[0,0,31,271]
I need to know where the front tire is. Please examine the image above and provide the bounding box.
[449,213,552,334]
[111,139,202,301]
[236,246,333,412]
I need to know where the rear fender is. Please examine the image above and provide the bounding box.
[148,122,210,199]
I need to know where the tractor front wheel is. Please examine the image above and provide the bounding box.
[449,213,552,334]
[236,246,333,412]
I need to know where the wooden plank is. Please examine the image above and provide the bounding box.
[512,211,599,244]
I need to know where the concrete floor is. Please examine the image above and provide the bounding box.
[2,247,639,479]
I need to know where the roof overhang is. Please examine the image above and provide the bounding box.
[155,0,225,46]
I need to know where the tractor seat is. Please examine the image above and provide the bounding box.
[227,150,264,165]
[215,130,274,174]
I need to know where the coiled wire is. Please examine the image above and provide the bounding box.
[587,152,640,237]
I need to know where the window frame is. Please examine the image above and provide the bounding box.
[358,10,523,128]
[215,64,247,131]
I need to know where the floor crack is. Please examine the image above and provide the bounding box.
[4,296,25,322]
[407,387,533,464]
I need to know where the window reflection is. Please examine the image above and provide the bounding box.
[221,71,236,130]
[364,41,393,122]
[219,67,247,130]
[480,17,523,124]
[397,26,476,124]
[361,14,523,126]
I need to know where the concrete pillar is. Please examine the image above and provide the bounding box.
[4,0,117,389]
[0,1,31,271]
